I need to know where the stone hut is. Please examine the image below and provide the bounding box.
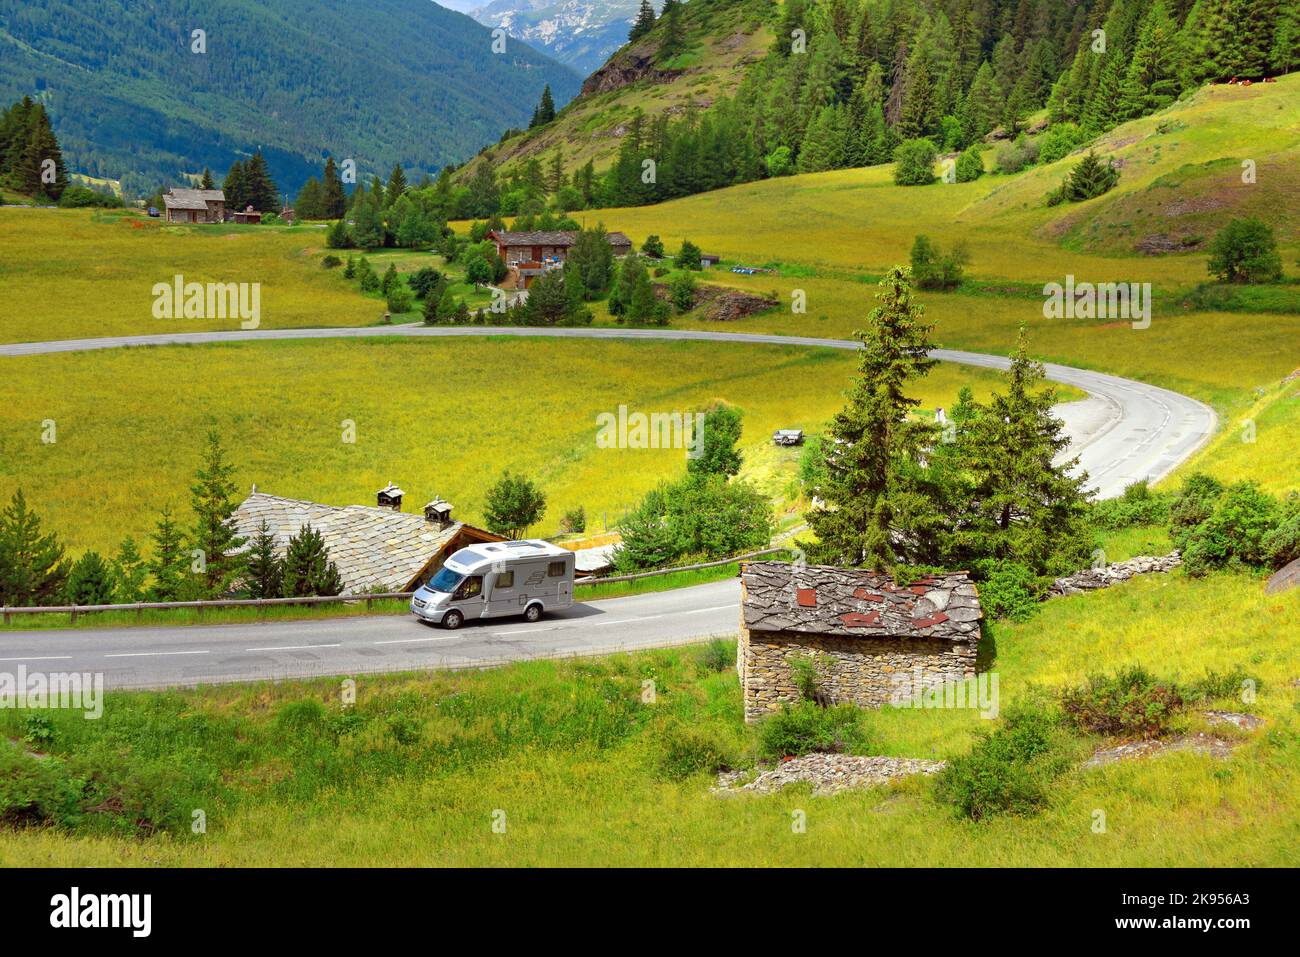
[737,561,983,722]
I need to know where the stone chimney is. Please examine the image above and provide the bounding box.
[424,498,453,529]
[376,482,405,511]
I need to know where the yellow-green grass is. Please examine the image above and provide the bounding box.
[0,337,1015,557]
[0,208,375,343]
[2,569,1295,867]
[1176,376,1300,495]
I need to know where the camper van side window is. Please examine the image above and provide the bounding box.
[454,576,482,600]
[495,571,514,589]
[547,561,566,577]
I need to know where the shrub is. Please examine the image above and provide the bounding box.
[1208,217,1283,284]
[1060,666,1184,738]
[995,135,1038,174]
[325,219,352,249]
[675,240,703,270]
[1091,480,1172,530]
[1262,493,1300,568]
[320,254,342,269]
[659,722,734,780]
[641,234,665,258]
[971,559,1041,620]
[407,266,443,299]
[1180,481,1278,575]
[385,287,414,314]
[670,271,697,312]
[1054,150,1119,202]
[936,703,1070,821]
[757,702,870,760]
[1169,473,1225,546]
[694,639,734,674]
[23,713,55,749]
[57,185,123,208]
[1184,666,1261,705]
[910,234,968,290]
[559,506,587,534]
[765,146,794,177]
[954,146,984,182]
[0,742,82,828]
[893,138,938,185]
[1035,122,1087,165]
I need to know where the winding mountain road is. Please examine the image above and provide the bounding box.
[1,324,1216,689]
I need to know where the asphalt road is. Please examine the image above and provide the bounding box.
[1,324,1216,688]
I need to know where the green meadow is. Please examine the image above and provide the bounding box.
[0,337,1016,556]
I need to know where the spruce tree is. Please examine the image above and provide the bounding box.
[189,430,245,598]
[112,536,147,602]
[1117,1,1180,119]
[243,149,278,212]
[200,168,215,190]
[147,506,193,601]
[954,327,1092,575]
[804,266,939,572]
[281,524,342,597]
[241,521,283,599]
[385,163,407,205]
[66,551,116,605]
[321,156,347,218]
[630,0,656,42]
[0,489,70,607]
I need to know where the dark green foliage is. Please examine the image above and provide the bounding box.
[0,489,69,607]
[658,721,734,780]
[241,521,283,600]
[1060,666,1184,738]
[64,551,116,605]
[1179,481,1279,575]
[1091,481,1172,530]
[970,559,1041,621]
[483,471,547,540]
[757,702,871,761]
[954,146,984,182]
[893,138,938,185]
[1262,493,1300,569]
[188,431,245,598]
[804,267,939,571]
[325,219,352,249]
[1207,218,1284,284]
[616,473,773,572]
[0,2,580,196]
[57,184,122,208]
[111,536,147,603]
[995,135,1038,175]
[0,97,67,200]
[909,235,968,290]
[281,524,343,598]
[669,271,697,312]
[629,0,656,43]
[675,240,703,271]
[936,703,1072,821]
[146,506,194,602]
[407,267,443,300]
[641,234,665,258]
[530,84,557,128]
[566,225,616,298]
[320,254,342,269]
[686,402,743,478]
[1169,473,1225,545]
[1050,151,1120,204]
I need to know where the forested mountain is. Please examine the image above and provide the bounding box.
[456,0,1299,213]
[0,0,581,197]
[470,0,651,74]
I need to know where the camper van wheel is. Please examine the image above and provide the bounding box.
[524,603,543,623]
[442,609,464,630]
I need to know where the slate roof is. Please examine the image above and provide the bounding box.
[164,188,224,210]
[230,491,500,594]
[741,562,981,641]
[606,231,633,246]
[491,230,578,247]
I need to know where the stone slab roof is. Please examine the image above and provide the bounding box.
[741,561,981,641]
[491,230,577,247]
[606,231,633,245]
[165,188,224,209]
[230,491,498,594]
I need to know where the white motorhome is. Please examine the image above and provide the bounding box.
[410,539,575,629]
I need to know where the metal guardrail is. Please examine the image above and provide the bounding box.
[0,547,794,624]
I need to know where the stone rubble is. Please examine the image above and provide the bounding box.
[1203,710,1265,730]
[1084,733,1237,767]
[713,753,946,796]
[1047,552,1181,597]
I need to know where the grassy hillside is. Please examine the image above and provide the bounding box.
[2,565,1295,866]
[0,337,1016,556]
[0,0,582,192]
[460,0,771,179]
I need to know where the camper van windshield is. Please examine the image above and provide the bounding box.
[427,567,464,593]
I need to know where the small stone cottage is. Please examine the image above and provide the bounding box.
[737,561,983,722]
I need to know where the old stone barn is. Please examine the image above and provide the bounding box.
[737,562,983,722]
